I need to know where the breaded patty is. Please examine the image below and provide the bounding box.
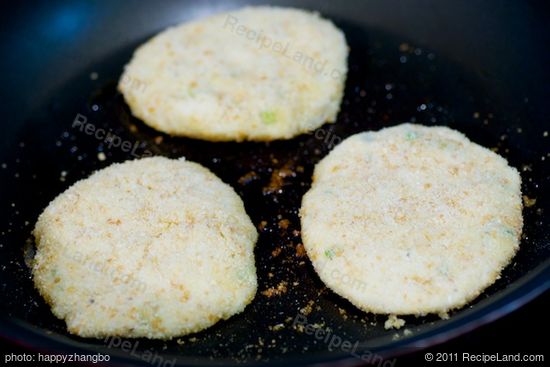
[300,124,523,315]
[118,6,348,141]
[32,157,257,338]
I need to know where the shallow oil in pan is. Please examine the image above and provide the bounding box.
[0,19,548,364]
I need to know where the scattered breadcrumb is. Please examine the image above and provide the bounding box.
[271,247,282,257]
[300,300,315,315]
[238,171,259,186]
[278,218,290,230]
[384,315,405,330]
[270,323,284,331]
[523,195,536,208]
[258,220,268,231]
[399,43,409,52]
[338,307,348,320]
[295,243,306,258]
[263,162,296,194]
[261,281,288,298]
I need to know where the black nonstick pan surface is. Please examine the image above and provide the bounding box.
[0,0,549,366]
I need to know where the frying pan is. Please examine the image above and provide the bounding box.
[1,0,549,365]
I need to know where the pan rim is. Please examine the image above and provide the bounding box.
[1,258,548,366]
